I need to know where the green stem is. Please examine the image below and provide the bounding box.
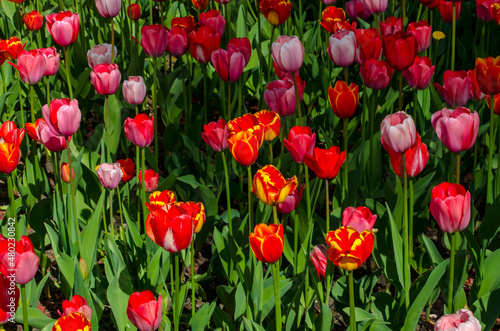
[292,74,303,126]
[203,64,208,124]
[7,174,17,235]
[399,71,403,112]
[149,0,153,24]
[451,2,456,71]
[191,238,196,317]
[369,90,375,195]
[66,137,83,257]
[136,144,141,229]
[106,96,111,162]
[272,205,279,225]
[21,284,29,331]
[228,83,232,121]
[111,18,115,62]
[267,25,276,84]
[413,90,418,132]
[343,118,349,206]
[174,253,180,331]
[292,209,298,276]
[221,152,232,230]
[304,165,311,222]
[325,179,329,234]
[109,189,115,237]
[64,47,73,99]
[448,232,456,313]
[152,57,158,172]
[402,0,406,27]
[180,55,188,129]
[348,271,356,331]
[272,262,282,331]
[409,178,414,259]
[269,141,273,164]
[238,77,243,117]
[487,96,495,205]
[117,187,125,242]
[30,85,35,122]
[256,1,263,109]
[456,153,460,184]
[403,154,410,311]
[247,166,253,235]
[16,71,25,130]
[46,76,50,105]
[227,2,232,41]
[142,148,148,226]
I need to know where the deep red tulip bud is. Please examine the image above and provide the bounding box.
[346,0,372,21]
[439,0,462,23]
[382,32,418,71]
[354,28,382,66]
[402,56,435,90]
[383,134,429,177]
[283,126,316,163]
[211,47,245,83]
[134,24,168,58]
[304,146,346,180]
[138,169,159,193]
[126,291,162,331]
[360,59,393,90]
[328,81,359,119]
[249,223,284,263]
[46,11,80,47]
[406,20,432,53]
[260,0,292,26]
[127,4,141,20]
[117,158,135,182]
[432,107,480,153]
[171,16,196,33]
[227,37,252,66]
[310,244,328,280]
[418,0,440,9]
[429,182,471,233]
[380,16,402,36]
[202,119,229,152]
[189,26,221,64]
[434,70,471,108]
[124,113,154,147]
[199,9,226,36]
[23,10,43,31]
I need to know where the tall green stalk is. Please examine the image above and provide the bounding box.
[409,178,414,258]
[191,238,196,317]
[174,253,180,331]
[343,118,349,206]
[142,148,148,226]
[66,137,84,257]
[64,47,73,99]
[21,284,29,331]
[116,187,125,243]
[30,85,35,122]
[266,25,276,84]
[109,189,115,237]
[106,96,111,162]
[111,18,115,62]
[247,166,254,235]
[7,174,17,235]
[398,72,403,112]
[487,96,495,205]
[46,77,50,105]
[272,262,282,331]
[152,57,159,172]
[448,232,456,313]
[228,83,232,121]
[325,179,330,234]
[402,154,410,311]
[292,74,303,126]
[348,271,356,331]
[221,152,232,229]
[451,2,456,71]
[304,165,311,222]
[256,0,263,109]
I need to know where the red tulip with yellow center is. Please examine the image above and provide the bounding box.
[227,130,260,166]
[0,142,21,174]
[325,226,374,271]
[0,36,24,60]
[475,56,500,96]
[52,312,91,331]
[328,81,359,119]
[259,0,292,26]
[228,114,264,146]
[249,223,284,264]
[254,110,281,141]
[171,16,196,33]
[145,190,176,212]
[178,201,206,233]
[320,6,350,34]
[253,165,298,206]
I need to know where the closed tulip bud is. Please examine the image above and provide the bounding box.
[189,26,221,64]
[434,309,481,331]
[61,163,75,183]
[0,121,25,147]
[117,158,135,182]
[402,56,435,90]
[380,111,416,153]
[201,119,229,152]
[0,142,21,174]
[429,182,471,233]
[227,37,252,66]
[310,244,328,280]
[46,11,80,47]
[62,295,92,320]
[380,16,402,36]
[134,24,168,58]
[96,163,123,189]
[87,43,117,69]
[192,0,210,11]
[249,223,284,264]
[53,312,91,330]
[127,4,141,20]
[360,59,393,90]
[383,133,429,177]
[122,76,146,105]
[227,131,260,166]
[211,48,245,83]
[475,56,500,96]
[383,32,418,71]
[283,126,316,163]
[434,70,471,108]
[355,28,382,66]
[9,50,46,85]
[254,110,281,141]
[199,9,226,36]
[23,10,43,31]
[138,169,159,193]
[124,113,154,147]
[272,35,305,73]
[432,107,480,153]
[346,0,372,21]
[0,235,39,284]
[320,6,350,34]
[342,206,377,233]
[328,81,359,119]
[328,30,357,67]
[146,205,193,252]
[36,121,68,152]
[406,20,431,53]
[42,98,82,137]
[439,0,462,23]
[0,274,19,325]
[360,0,387,13]
[264,79,297,117]
[78,258,89,280]
[126,291,162,331]
[260,0,292,26]
[253,165,298,206]
[305,146,346,180]
[95,0,122,18]
[179,201,206,233]
[468,69,487,101]
[326,226,374,271]
[90,63,121,95]
[39,47,60,76]
[165,26,189,57]
[276,184,303,214]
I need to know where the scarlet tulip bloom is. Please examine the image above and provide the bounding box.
[227,131,260,166]
[434,309,481,331]
[354,28,382,66]
[429,182,471,233]
[487,94,500,115]
[439,0,462,23]
[402,56,435,90]
[192,0,210,11]
[320,6,348,34]
[146,205,194,252]
[468,69,487,101]
[0,36,24,60]
[122,76,146,105]
[253,165,298,206]
[326,226,374,271]
[418,0,440,9]
[199,9,226,36]
[0,274,19,324]
[211,47,246,83]
[328,81,359,119]
[46,11,80,47]
[146,190,176,212]
[126,291,162,331]
[124,113,154,147]
[0,142,21,174]
[96,163,123,189]
[201,119,229,152]
[228,114,264,145]
[171,16,196,33]
[380,16,402,36]
[134,24,168,58]
[87,44,117,69]
[117,158,135,182]
[360,0,388,13]
[360,59,393,90]
[304,146,346,180]
[283,126,316,163]
[9,50,46,85]
[249,223,284,264]
[310,244,328,280]
[272,36,305,73]
[62,295,92,320]
[474,56,500,96]
[492,3,500,24]
[36,121,68,152]
[432,107,480,153]
[26,118,45,141]
[90,63,121,95]
[227,38,252,66]
[165,26,189,57]
[138,169,159,193]
[383,134,429,178]
[0,121,25,147]
[342,206,377,233]
[40,47,60,76]
[346,0,372,21]
[276,185,303,214]
[380,111,416,153]
[0,235,39,284]
[264,79,297,116]
[406,20,432,53]
[382,32,418,71]
[189,26,222,64]
[53,313,91,330]
[254,110,281,141]
[260,0,292,26]
[434,70,471,108]
[95,0,122,18]
[42,98,82,137]
[23,10,43,31]
[127,4,141,20]
[179,201,206,233]
[328,30,357,67]
[61,162,75,183]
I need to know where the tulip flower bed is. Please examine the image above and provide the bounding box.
[2,0,500,330]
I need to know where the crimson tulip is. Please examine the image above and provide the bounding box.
[211,47,245,83]
[283,126,316,163]
[249,223,284,264]
[380,16,402,36]
[42,98,81,137]
[354,28,382,66]
[0,235,39,284]
[0,121,25,147]
[432,107,479,153]
[171,16,196,33]
[474,56,500,95]
[439,0,462,23]
[127,4,141,20]
[46,11,80,47]
[260,0,292,26]
[199,9,226,36]
[146,190,176,212]
[126,291,162,331]
[52,312,91,331]
[146,205,194,252]
[23,10,43,31]
[189,26,221,64]
[434,70,471,108]
[228,114,264,145]
[468,69,487,101]
[201,118,229,152]
[360,59,393,90]
[124,113,154,147]
[487,94,500,115]
[380,111,416,153]
[304,146,346,180]
[134,24,168,58]
[227,131,260,166]
[117,158,135,182]
[346,0,372,21]
[383,133,429,177]
[320,6,350,34]
[402,56,435,90]
[382,32,418,71]
[418,0,440,9]
[429,182,471,233]
[406,20,432,53]
[326,226,374,271]
[179,201,206,233]
[165,26,189,57]
[227,38,252,66]
[328,80,359,119]
[192,0,210,11]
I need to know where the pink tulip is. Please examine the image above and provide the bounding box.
[346,0,372,21]
[165,26,189,57]
[0,273,19,324]
[62,295,92,320]
[402,56,435,90]
[310,244,328,280]
[122,76,146,105]
[272,35,305,73]
[201,119,229,152]
[360,59,393,90]
[360,0,387,13]
[126,291,162,331]
[380,16,402,36]
[327,30,357,67]
[406,20,431,53]
[9,50,46,85]
[434,70,471,108]
[468,69,486,101]
[211,48,245,83]
[321,0,337,4]
[383,133,429,178]
[87,43,117,68]
[276,185,303,214]
[36,121,68,152]
[39,47,60,76]
[380,111,416,153]
[46,11,80,47]
[429,183,471,233]
[42,98,81,137]
[285,76,306,101]
[227,37,251,66]
[264,79,297,116]
[0,236,39,285]
[283,126,316,163]
[134,24,168,58]
[434,309,481,331]
[431,107,479,153]
[124,113,154,148]
[97,163,123,189]
[95,0,122,18]
[199,9,226,36]
[342,206,377,233]
[90,63,121,95]
[138,169,159,193]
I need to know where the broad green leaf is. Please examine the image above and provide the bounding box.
[15,308,55,329]
[189,301,216,331]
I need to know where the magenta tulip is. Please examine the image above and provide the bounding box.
[126,291,162,331]
[434,70,471,108]
[276,185,303,214]
[124,113,154,148]
[0,235,39,285]
[45,11,80,47]
[39,47,60,76]
[346,0,372,21]
[406,20,431,53]
[87,43,117,68]
[431,107,479,153]
[264,79,297,116]
[122,76,146,105]
[199,9,226,36]
[402,56,435,90]
[310,244,328,280]
[36,121,68,152]
[283,126,316,163]
[42,98,81,137]
[429,182,471,233]
[476,0,500,22]
[9,50,46,85]
[134,24,168,58]
[211,48,245,83]
[90,63,121,95]
[342,206,377,233]
[97,163,123,189]
[95,0,122,18]
[327,30,357,67]
[360,59,393,90]
[380,111,416,153]
[201,119,229,152]
[165,26,189,57]
[360,0,387,13]
[272,35,305,73]
[380,16,402,36]
[227,37,252,66]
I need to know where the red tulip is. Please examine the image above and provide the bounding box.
[264,79,297,117]
[117,158,135,182]
[171,16,196,33]
[124,113,154,148]
[0,121,25,147]
[202,118,229,152]
[0,235,39,284]
[228,114,264,145]
[9,49,46,85]
[42,98,82,137]
[354,28,382,66]
[249,223,284,263]
[304,146,346,180]
[260,0,292,26]
[23,10,43,31]
[0,273,19,324]
[227,37,252,66]
[62,295,92,321]
[439,0,462,23]
[90,63,122,95]
[380,16,402,36]
[126,291,162,331]
[283,126,316,163]
[406,20,432,53]
[383,133,429,177]
[310,244,328,280]
[328,30,357,67]
[276,184,303,214]
[320,6,350,34]
[39,47,60,76]
[492,3,500,24]
[254,110,281,141]
[429,182,471,233]
[0,36,24,61]
[326,226,374,271]
[146,190,176,212]
[272,36,305,73]
[192,0,210,11]
[61,162,75,183]
[253,165,298,206]
[418,0,440,9]
[52,312,91,331]
[146,205,194,252]
[199,9,226,36]
[328,80,359,119]
[179,201,206,233]
[211,47,245,83]
[360,59,393,90]
[468,69,487,101]
[380,111,416,153]
[0,142,21,174]
[138,169,159,193]
[127,4,141,20]
[134,24,168,58]
[402,56,435,90]
[45,11,80,47]
[431,107,479,153]
[227,131,260,166]
[382,32,418,71]
[165,26,189,57]
[434,70,471,108]
[25,118,45,141]
[475,56,500,96]
[189,26,221,64]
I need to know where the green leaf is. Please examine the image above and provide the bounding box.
[189,301,216,331]
[314,303,333,330]
[15,308,55,329]
[386,203,404,288]
[213,307,236,331]
[105,94,123,159]
[421,235,444,266]
[472,288,500,331]
[477,199,500,249]
[476,248,500,300]
[341,307,377,321]
[235,5,248,38]
[80,190,105,273]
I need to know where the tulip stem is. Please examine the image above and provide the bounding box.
[398,71,403,112]
[325,179,329,234]
[487,96,495,205]
[221,151,232,231]
[54,152,70,249]
[180,55,189,130]
[64,47,73,100]
[451,2,456,71]
[238,77,243,117]
[348,270,356,331]
[191,238,196,317]
[272,205,279,225]
[46,76,50,105]
[456,153,460,184]
[142,148,148,227]
[149,0,153,24]
[16,71,25,131]
[152,57,159,172]
[448,232,456,313]
[292,74,303,126]
[106,96,111,162]
[272,262,282,331]
[402,0,406,27]
[292,209,298,276]
[305,165,311,222]
[204,64,209,124]
[116,187,125,242]
[267,25,276,85]
[66,137,84,257]
[256,0,263,109]
[402,153,410,311]
[174,253,180,331]
[111,18,115,62]
[7,174,17,236]
[369,90,376,196]
[269,141,273,164]
[21,284,29,331]
[343,118,349,206]
[109,189,115,238]
[136,145,141,230]
[30,85,35,122]
[228,83,232,121]
[409,178,414,258]
[247,166,253,236]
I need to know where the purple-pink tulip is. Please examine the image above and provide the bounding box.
[124,113,154,148]
[97,163,123,189]
[87,43,117,68]
[166,26,189,57]
[39,47,60,76]
[90,63,121,96]
[95,0,122,18]
[434,70,471,108]
[211,48,245,83]
[122,76,147,105]
[380,111,416,153]
[264,79,297,116]
[9,50,46,85]
[310,244,328,280]
[283,126,316,163]
[380,16,402,36]
[429,182,471,233]
[327,30,357,67]
[431,107,479,153]
[360,0,387,13]
[36,121,68,152]
[272,35,305,73]
[476,0,500,22]
[402,56,435,90]
[227,37,252,66]
[134,24,168,58]
[346,0,372,21]
[276,184,303,214]
[42,98,81,137]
